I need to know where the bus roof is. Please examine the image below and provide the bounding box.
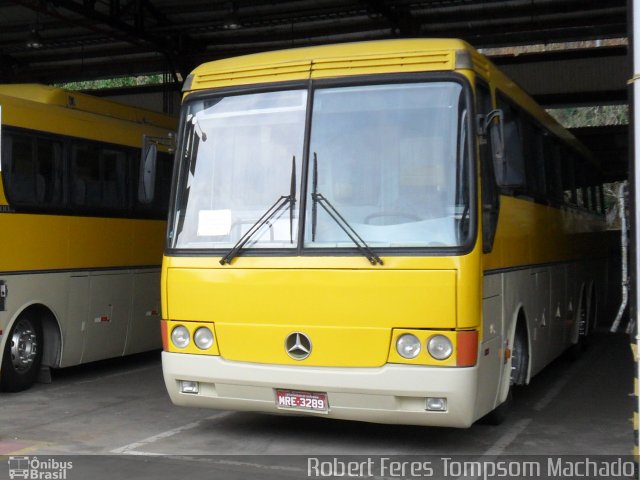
[185,38,594,165]
[186,38,474,92]
[0,84,176,130]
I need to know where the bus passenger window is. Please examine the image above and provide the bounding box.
[2,133,64,208]
[101,149,128,209]
[135,150,173,219]
[4,134,35,204]
[595,184,604,213]
[477,82,499,253]
[544,138,563,203]
[72,143,101,208]
[585,173,601,213]
[574,159,587,209]
[155,152,174,214]
[523,125,546,198]
[561,151,576,205]
[495,98,526,190]
[36,138,63,205]
[588,185,597,212]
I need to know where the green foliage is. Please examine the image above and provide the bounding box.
[547,105,628,128]
[55,75,163,91]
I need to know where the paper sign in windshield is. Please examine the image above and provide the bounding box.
[198,209,232,236]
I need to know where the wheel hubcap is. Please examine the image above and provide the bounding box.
[10,319,38,373]
[578,303,587,336]
[510,334,525,385]
[511,346,520,384]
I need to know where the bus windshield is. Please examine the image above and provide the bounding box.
[170,80,471,252]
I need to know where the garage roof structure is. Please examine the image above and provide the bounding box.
[0,1,632,181]
[0,0,637,454]
[0,1,627,92]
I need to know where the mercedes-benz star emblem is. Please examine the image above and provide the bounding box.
[285,332,312,360]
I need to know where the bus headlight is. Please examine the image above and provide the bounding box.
[396,334,421,359]
[171,325,190,349]
[427,335,453,360]
[194,327,214,350]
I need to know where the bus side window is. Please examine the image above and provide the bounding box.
[561,148,576,205]
[495,96,526,190]
[135,150,173,219]
[477,82,499,253]
[3,133,35,204]
[544,137,563,203]
[598,183,606,214]
[36,137,63,205]
[101,148,128,210]
[587,172,602,214]
[2,131,64,208]
[574,158,587,209]
[523,124,546,199]
[155,151,173,216]
[71,143,100,208]
[589,184,597,212]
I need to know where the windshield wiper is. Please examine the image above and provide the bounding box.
[220,156,296,265]
[311,153,383,266]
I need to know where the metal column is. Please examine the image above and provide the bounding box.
[632,0,640,466]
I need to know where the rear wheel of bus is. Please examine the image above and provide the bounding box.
[569,288,592,359]
[483,319,528,425]
[1,314,43,392]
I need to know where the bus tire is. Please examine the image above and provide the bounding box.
[569,291,589,359]
[482,389,512,425]
[1,314,43,392]
[511,323,529,386]
[482,322,527,425]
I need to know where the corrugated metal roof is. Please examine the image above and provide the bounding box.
[0,0,627,87]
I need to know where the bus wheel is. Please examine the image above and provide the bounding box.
[511,324,528,386]
[482,325,527,425]
[569,292,589,359]
[482,389,512,425]
[1,315,43,392]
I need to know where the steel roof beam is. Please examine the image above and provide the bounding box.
[9,0,186,80]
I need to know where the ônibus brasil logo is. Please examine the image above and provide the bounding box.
[7,456,73,480]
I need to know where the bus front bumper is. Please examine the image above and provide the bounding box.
[162,352,480,428]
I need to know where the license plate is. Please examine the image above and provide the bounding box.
[275,389,329,413]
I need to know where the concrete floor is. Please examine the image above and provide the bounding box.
[0,332,634,479]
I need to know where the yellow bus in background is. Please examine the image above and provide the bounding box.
[0,84,175,391]
[161,39,607,427]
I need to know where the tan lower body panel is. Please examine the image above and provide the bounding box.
[162,352,479,428]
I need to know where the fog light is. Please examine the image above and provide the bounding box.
[426,397,447,411]
[396,333,421,359]
[180,380,199,394]
[194,327,214,350]
[427,334,453,360]
[171,325,190,349]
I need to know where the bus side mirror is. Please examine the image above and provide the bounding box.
[139,137,157,204]
[478,109,504,159]
[477,109,525,190]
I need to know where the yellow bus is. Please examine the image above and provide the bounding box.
[0,84,175,392]
[161,39,607,427]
